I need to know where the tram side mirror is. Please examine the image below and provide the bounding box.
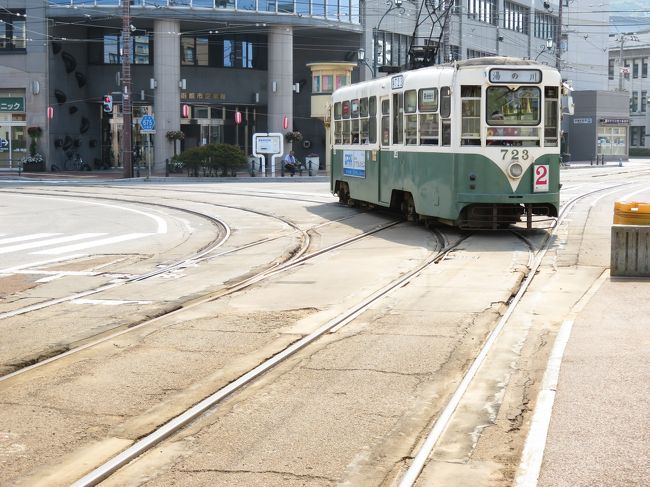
[561,82,575,116]
[564,95,575,116]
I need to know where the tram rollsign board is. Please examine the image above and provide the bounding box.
[489,69,541,84]
[533,164,550,192]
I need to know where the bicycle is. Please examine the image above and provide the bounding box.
[64,153,91,171]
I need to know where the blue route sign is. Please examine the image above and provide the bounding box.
[0,139,8,149]
[140,115,155,131]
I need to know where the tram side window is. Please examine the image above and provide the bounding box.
[440,87,451,146]
[404,90,418,145]
[404,90,417,113]
[369,96,377,144]
[544,87,559,146]
[334,102,341,120]
[350,99,360,143]
[418,88,439,146]
[342,119,351,144]
[461,85,481,146]
[392,93,403,145]
[440,87,451,118]
[351,119,360,144]
[381,99,390,146]
[334,120,342,144]
[419,114,439,145]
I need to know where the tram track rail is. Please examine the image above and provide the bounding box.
[396,180,643,486]
[67,227,466,487]
[0,190,402,382]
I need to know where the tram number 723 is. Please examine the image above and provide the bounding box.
[500,149,530,161]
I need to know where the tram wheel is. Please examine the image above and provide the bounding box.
[403,194,418,222]
[338,183,350,205]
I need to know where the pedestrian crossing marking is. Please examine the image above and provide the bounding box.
[33,233,152,255]
[0,233,106,255]
[0,233,61,246]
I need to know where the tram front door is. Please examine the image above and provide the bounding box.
[378,96,391,205]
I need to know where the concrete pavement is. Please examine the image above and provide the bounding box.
[520,273,650,487]
[2,165,648,486]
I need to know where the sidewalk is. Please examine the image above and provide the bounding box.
[0,168,329,182]
[529,275,650,486]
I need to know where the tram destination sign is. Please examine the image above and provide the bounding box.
[489,69,541,84]
[0,97,24,112]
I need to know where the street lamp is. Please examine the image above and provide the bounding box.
[371,0,405,78]
[357,48,373,76]
[534,38,554,61]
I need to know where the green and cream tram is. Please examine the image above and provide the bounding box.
[330,57,571,229]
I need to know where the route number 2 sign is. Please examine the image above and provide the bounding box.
[533,164,549,192]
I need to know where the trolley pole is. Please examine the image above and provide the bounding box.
[121,0,132,179]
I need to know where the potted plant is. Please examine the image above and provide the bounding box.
[166,130,185,157]
[285,131,303,143]
[21,152,45,172]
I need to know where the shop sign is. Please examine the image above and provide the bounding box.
[600,117,630,125]
[0,97,25,112]
[573,117,592,124]
[180,92,226,101]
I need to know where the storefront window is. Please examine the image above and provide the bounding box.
[597,126,627,156]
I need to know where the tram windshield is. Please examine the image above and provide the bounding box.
[486,86,540,126]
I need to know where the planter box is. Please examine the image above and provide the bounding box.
[22,162,45,172]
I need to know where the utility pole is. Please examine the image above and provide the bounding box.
[121,0,132,178]
[618,35,626,91]
[555,0,564,70]
[615,33,640,91]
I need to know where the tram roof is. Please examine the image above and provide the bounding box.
[334,56,558,98]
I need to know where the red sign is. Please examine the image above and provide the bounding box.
[283,115,288,130]
[235,111,242,125]
[181,104,190,118]
[47,106,54,120]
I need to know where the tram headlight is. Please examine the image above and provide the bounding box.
[508,162,524,179]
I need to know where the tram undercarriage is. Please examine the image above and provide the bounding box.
[457,203,557,230]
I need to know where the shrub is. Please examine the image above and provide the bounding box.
[176,144,247,177]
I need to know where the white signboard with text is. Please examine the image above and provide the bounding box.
[343,150,366,178]
[253,132,283,177]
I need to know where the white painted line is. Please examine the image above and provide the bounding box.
[514,319,573,487]
[0,233,61,245]
[72,299,153,306]
[0,234,105,255]
[619,185,650,202]
[514,270,609,487]
[15,195,168,234]
[36,274,65,283]
[0,254,87,273]
[33,233,152,255]
[12,270,99,277]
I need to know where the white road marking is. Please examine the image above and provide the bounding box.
[619,185,650,202]
[33,233,152,255]
[72,298,153,306]
[515,270,609,487]
[0,233,61,245]
[14,195,168,234]
[0,254,87,273]
[0,234,105,255]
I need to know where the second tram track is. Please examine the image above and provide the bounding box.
[0,189,403,382]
